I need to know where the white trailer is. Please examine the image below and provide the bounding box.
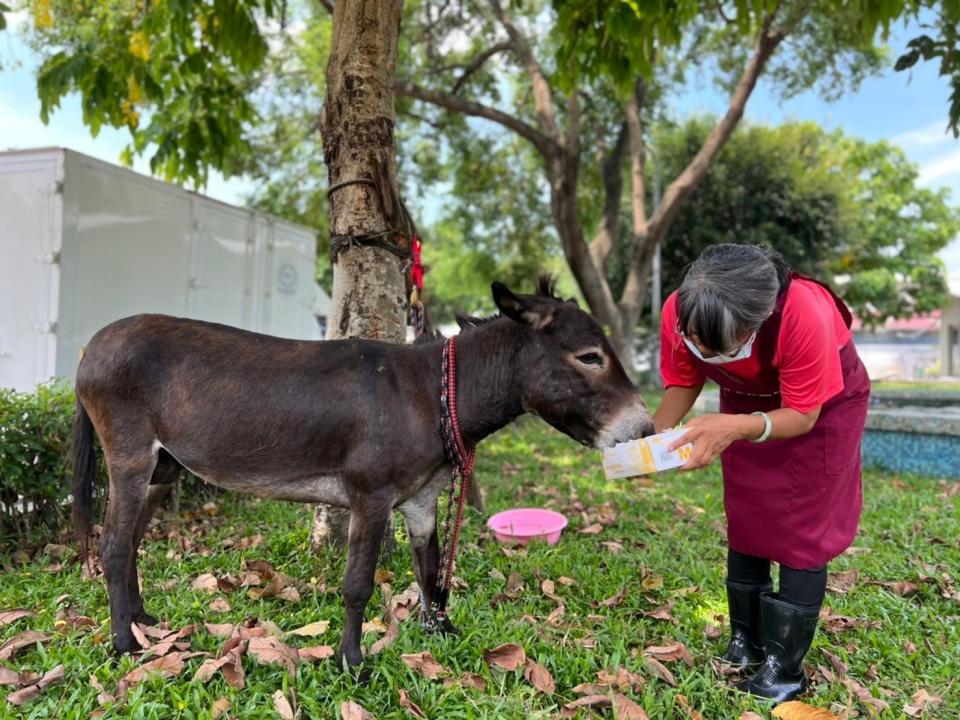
[0,147,330,392]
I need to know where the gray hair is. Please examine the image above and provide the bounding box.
[677,244,786,353]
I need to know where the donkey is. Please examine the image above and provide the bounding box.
[71,279,653,670]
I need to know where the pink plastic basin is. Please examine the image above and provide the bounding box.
[486,508,569,545]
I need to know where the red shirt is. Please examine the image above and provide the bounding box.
[660,278,852,413]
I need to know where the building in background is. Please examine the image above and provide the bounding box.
[0,148,330,392]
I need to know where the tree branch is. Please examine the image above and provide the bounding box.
[395,79,558,157]
[451,42,512,94]
[619,13,790,328]
[488,0,561,142]
[588,121,628,273]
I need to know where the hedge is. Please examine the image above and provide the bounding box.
[0,383,221,549]
[0,382,89,546]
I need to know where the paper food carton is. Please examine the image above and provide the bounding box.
[601,429,693,480]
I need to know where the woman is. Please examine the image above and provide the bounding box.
[653,244,870,702]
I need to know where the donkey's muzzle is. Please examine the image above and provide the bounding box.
[594,402,655,449]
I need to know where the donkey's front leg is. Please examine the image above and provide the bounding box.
[398,494,460,636]
[339,504,390,672]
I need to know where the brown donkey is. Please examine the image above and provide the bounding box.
[71,279,653,670]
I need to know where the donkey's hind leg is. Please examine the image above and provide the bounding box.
[126,452,181,626]
[100,437,158,654]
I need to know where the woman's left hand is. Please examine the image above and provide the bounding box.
[668,413,749,471]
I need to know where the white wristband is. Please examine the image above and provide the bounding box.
[750,411,772,443]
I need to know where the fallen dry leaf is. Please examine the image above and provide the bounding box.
[130,623,152,649]
[641,575,663,591]
[0,609,34,627]
[205,623,238,638]
[341,700,374,720]
[580,523,604,535]
[0,668,20,687]
[523,659,555,694]
[369,620,400,655]
[772,700,840,719]
[288,620,330,637]
[641,656,676,686]
[704,624,723,640]
[484,643,526,671]
[826,569,859,595]
[506,571,524,594]
[600,588,628,608]
[398,688,426,718]
[459,672,487,691]
[675,693,703,720]
[208,597,231,613]
[541,580,563,605]
[192,573,219,593]
[903,688,944,717]
[644,643,694,666]
[565,694,613,711]
[0,631,50,661]
[739,714,765,720]
[298,645,335,663]
[401,651,449,680]
[820,648,847,677]
[5,664,65,707]
[362,617,388,635]
[601,541,625,555]
[211,697,231,719]
[546,604,566,626]
[248,636,299,677]
[612,693,648,719]
[88,674,115,706]
[843,676,890,714]
[596,667,646,692]
[273,689,296,720]
[119,652,185,694]
[642,599,675,622]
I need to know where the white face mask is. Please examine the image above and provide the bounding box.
[683,332,756,365]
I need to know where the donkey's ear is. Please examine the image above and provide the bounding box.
[492,282,556,330]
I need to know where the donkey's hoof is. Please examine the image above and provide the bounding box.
[133,610,159,626]
[439,617,461,636]
[337,651,372,684]
[112,634,141,656]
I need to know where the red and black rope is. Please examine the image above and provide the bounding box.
[430,337,475,626]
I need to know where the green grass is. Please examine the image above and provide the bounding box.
[1,418,958,719]
[872,380,960,393]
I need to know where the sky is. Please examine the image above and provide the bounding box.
[2,9,960,291]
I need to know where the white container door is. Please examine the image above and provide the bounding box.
[0,154,61,391]
[187,201,253,329]
[266,224,317,339]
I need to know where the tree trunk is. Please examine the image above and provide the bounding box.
[311,0,406,552]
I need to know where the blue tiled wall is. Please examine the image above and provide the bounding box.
[862,430,960,479]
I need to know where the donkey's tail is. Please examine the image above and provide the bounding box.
[70,398,97,563]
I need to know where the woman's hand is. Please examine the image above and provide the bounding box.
[668,413,760,471]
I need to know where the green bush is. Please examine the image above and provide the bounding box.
[0,383,219,549]
[0,382,85,546]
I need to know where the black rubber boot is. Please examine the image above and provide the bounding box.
[738,592,819,702]
[721,579,772,670]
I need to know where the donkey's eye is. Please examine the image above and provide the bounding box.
[577,352,604,367]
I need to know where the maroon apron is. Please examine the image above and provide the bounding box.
[682,273,871,569]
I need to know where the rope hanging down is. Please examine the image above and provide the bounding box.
[425,337,475,631]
